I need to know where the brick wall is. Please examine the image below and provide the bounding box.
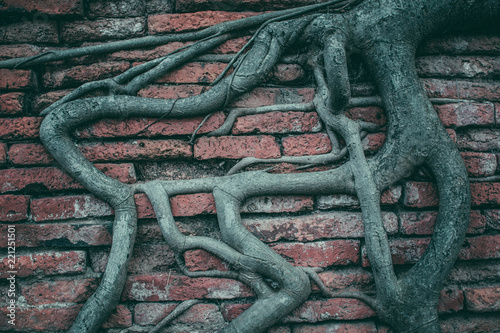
[0,0,499,332]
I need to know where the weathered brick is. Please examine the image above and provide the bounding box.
[448,261,500,284]
[8,143,54,165]
[485,210,500,230]
[122,273,253,301]
[0,44,42,60]
[0,69,33,91]
[232,111,321,135]
[242,195,313,213]
[184,249,229,272]
[3,222,113,248]
[282,133,332,156]
[194,135,280,159]
[461,152,497,177]
[470,182,500,206]
[102,305,132,328]
[403,181,439,208]
[0,195,29,222]
[417,56,500,78]
[87,0,145,18]
[61,18,146,42]
[459,235,500,260]
[400,210,486,235]
[362,238,431,266]
[346,106,386,126]
[0,305,81,331]
[21,278,99,305]
[423,78,500,102]
[435,102,495,127]
[145,0,174,13]
[31,195,112,222]
[313,268,374,292]
[0,92,24,115]
[317,186,401,209]
[245,212,397,243]
[419,35,500,55]
[76,112,225,138]
[438,289,464,313]
[292,322,377,333]
[0,164,136,193]
[441,315,500,333]
[43,61,130,89]
[134,303,177,325]
[138,160,225,181]
[271,240,360,267]
[272,64,305,83]
[465,286,500,312]
[0,21,59,44]
[0,117,41,140]
[80,139,192,162]
[285,298,375,323]
[0,250,86,278]
[0,142,6,164]
[0,0,83,15]
[457,129,500,151]
[32,89,71,113]
[148,11,258,34]
[363,132,386,152]
[232,87,315,108]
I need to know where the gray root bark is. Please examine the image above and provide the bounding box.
[31,0,500,332]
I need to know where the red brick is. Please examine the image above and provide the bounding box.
[61,18,145,42]
[122,273,252,301]
[135,192,217,218]
[80,139,192,162]
[233,111,321,135]
[0,21,59,44]
[76,112,225,138]
[346,106,386,126]
[148,11,258,34]
[134,303,177,325]
[0,164,136,193]
[221,303,251,321]
[285,298,375,323]
[403,181,439,208]
[31,195,113,222]
[461,152,497,177]
[0,305,81,331]
[419,35,500,55]
[317,186,401,209]
[271,240,360,267]
[435,102,495,127]
[0,143,6,164]
[0,195,29,222]
[195,135,280,159]
[0,0,83,15]
[400,210,486,235]
[21,278,98,305]
[446,128,457,142]
[32,89,72,113]
[485,210,500,230]
[0,92,24,115]
[87,0,144,18]
[417,56,500,78]
[465,286,500,312]
[470,182,500,206]
[232,87,315,108]
[313,269,374,292]
[138,84,205,99]
[362,238,431,266]
[0,44,42,60]
[0,117,42,140]
[155,61,226,84]
[282,133,332,156]
[363,132,386,152]
[459,235,500,260]
[184,249,229,272]
[242,195,313,213]
[423,78,500,102]
[272,64,305,83]
[245,212,397,243]
[0,250,86,278]
[102,305,132,328]
[2,222,113,248]
[441,315,500,333]
[8,143,54,165]
[457,129,500,151]
[176,303,225,326]
[438,289,464,313]
[292,322,377,333]
[43,61,130,89]
[0,69,33,90]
